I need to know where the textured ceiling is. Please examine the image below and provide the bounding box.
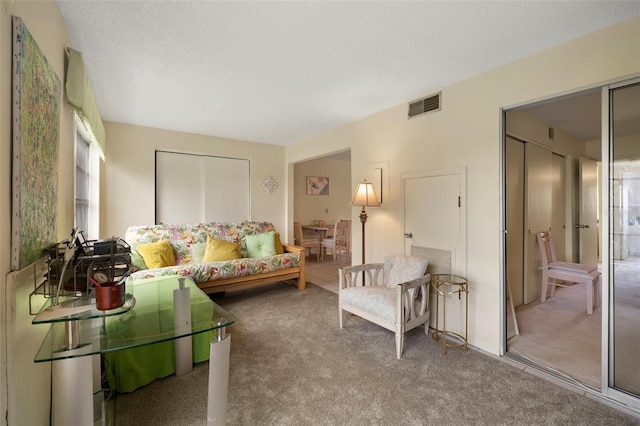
[56,1,640,146]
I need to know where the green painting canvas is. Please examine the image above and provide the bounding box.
[11,16,60,270]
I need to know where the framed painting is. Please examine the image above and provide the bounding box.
[306,176,329,195]
[11,16,60,270]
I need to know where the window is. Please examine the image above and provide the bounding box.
[74,120,100,239]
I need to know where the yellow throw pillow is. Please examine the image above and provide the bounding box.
[202,237,242,262]
[275,232,284,254]
[136,240,176,269]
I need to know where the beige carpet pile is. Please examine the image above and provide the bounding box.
[114,283,639,425]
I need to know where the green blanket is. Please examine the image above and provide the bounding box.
[104,276,216,393]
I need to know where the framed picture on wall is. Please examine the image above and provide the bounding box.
[306,176,329,195]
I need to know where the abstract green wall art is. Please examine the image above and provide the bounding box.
[11,16,60,271]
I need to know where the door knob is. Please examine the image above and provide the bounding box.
[404,232,413,238]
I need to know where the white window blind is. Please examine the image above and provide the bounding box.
[75,126,99,239]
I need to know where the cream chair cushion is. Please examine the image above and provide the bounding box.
[340,286,396,322]
[383,254,429,288]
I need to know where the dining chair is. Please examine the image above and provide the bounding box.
[294,222,322,262]
[321,220,350,263]
[536,231,601,314]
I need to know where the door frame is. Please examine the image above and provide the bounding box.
[499,76,640,413]
[601,78,640,409]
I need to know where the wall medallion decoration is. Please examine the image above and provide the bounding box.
[262,176,278,195]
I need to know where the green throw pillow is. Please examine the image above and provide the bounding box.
[191,242,208,264]
[245,231,277,258]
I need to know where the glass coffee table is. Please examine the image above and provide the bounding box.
[33,276,235,426]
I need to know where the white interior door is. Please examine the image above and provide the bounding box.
[524,143,552,304]
[403,168,466,276]
[579,157,599,265]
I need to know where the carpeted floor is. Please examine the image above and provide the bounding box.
[114,283,640,425]
[508,282,601,388]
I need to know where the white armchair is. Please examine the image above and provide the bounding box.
[338,254,430,359]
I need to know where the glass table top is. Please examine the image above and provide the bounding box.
[431,274,468,285]
[33,276,235,362]
[33,292,136,324]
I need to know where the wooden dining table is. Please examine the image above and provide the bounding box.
[301,224,333,240]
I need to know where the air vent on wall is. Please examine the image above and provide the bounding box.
[408,92,441,118]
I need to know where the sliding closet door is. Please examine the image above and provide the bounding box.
[524,143,552,304]
[203,156,250,222]
[156,151,204,223]
[551,153,566,261]
[506,137,525,307]
[606,81,640,403]
[156,151,250,224]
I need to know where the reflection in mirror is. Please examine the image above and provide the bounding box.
[610,82,640,397]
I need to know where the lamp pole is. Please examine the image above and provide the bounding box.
[359,206,367,265]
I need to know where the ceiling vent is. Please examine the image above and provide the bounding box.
[408,92,441,119]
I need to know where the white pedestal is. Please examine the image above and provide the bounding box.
[51,347,93,426]
[207,334,231,426]
[174,282,193,376]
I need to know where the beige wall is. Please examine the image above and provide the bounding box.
[506,110,587,157]
[285,17,640,354]
[1,1,76,424]
[586,134,640,160]
[103,122,288,240]
[294,156,351,227]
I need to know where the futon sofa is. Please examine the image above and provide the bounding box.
[125,221,306,293]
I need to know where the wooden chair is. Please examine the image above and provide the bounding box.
[339,254,430,359]
[536,231,601,314]
[321,220,350,263]
[294,222,322,262]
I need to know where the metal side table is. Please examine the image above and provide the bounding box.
[431,274,469,355]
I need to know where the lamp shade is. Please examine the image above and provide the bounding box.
[351,181,380,207]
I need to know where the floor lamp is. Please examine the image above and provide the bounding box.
[351,180,381,283]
